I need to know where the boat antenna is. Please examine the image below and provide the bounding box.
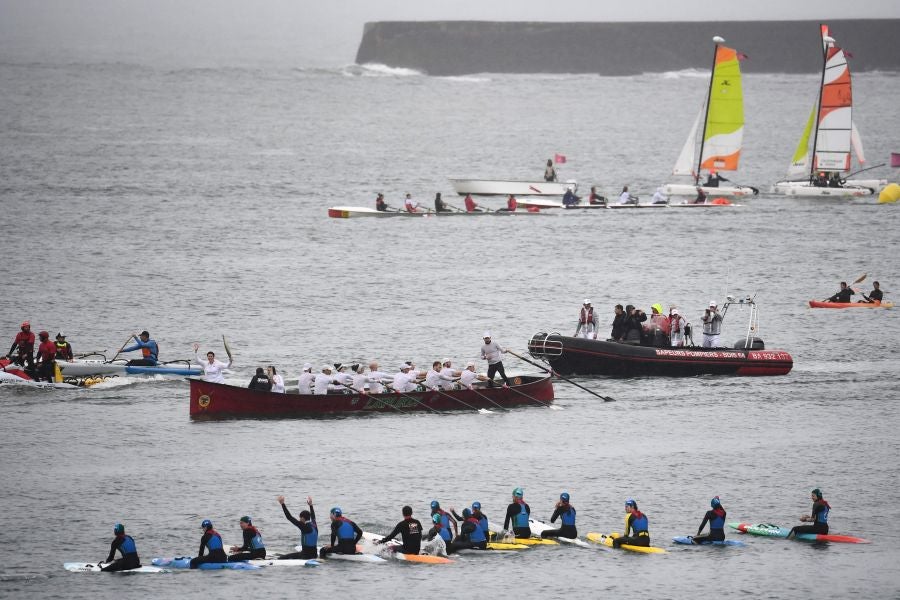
[808,24,831,183]
[695,36,723,186]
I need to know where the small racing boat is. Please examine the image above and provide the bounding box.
[58,358,201,378]
[729,522,869,543]
[808,300,893,309]
[327,206,545,218]
[1,358,79,389]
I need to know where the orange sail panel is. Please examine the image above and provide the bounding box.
[813,44,852,171]
[699,45,744,172]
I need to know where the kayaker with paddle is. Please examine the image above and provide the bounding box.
[575,299,599,339]
[193,343,232,384]
[376,505,423,555]
[247,367,272,392]
[190,519,227,568]
[54,332,74,362]
[691,496,727,544]
[480,332,510,388]
[613,498,650,548]
[34,330,57,382]
[503,487,532,539]
[826,282,855,303]
[541,492,577,539]
[787,488,830,539]
[861,281,883,303]
[276,495,318,559]
[6,321,35,372]
[701,301,723,347]
[319,507,363,558]
[228,516,266,562]
[121,331,159,366]
[100,523,142,572]
[449,507,488,552]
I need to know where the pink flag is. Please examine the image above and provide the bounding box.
[554,153,567,164]
[891,152,900,168]
[737,52,749,61]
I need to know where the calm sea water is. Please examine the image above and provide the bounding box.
[0,60,898,599]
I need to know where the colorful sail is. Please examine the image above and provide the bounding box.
[699,45,744,172]
[812,39,852,172]
[787,104,817,176]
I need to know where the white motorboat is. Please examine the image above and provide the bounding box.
[448,178,576,196]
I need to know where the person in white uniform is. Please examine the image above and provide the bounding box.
[314,365,338,395]
[669,308,688,347]
[392,364,419,393]
[404,193,420,213]
[574,299,599,339]
[297,363,315,394]
[651,187,668,205]
[439,359,460,391]
[268,365,285,393]
[332,364,353,388]
[618,186,636,205]
[363,361,390,394]
[701,301,723,348]
[459,362,488,390]
[425,361,455,391]
[193,343,232,384]
[480,332,509,388]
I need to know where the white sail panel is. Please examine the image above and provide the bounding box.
[672,108,702,176]
[850,121,866,164]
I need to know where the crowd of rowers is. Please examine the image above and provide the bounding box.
[97,486,833,571]
[194,332,515,394]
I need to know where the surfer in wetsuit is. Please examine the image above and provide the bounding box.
[376,505,423,554]
[101,523,142,571]
[613,498,650,548]
[227,516,266,562]
[448,508,488,552]
[276,495,318,559]
[826,282,854,303]
[429,501,458,544]
[862,281,883,303]
[787,489,830,538]
[319,507,363,558]
[121,331,159,366]
[692,496,726,544]
[503,487,531,538]
[451,501,489,541]
[541,492,577,539]
[190,519,227,568]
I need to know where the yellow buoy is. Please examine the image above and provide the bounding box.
[878,183,900,204]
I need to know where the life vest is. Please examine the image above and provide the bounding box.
[579,306,594,324]
[206,529,223,551]
[434,510,452,541]
[814,500,830,524]
[55,341,72,359]
[466,517,486,543]
[142,341,158,360]
[118,534,137,555]
[507,197,517,211]
[335,517,356,541]
[247,526,265,550]
[710,507,726,530]
[513,500,529,528]
[475,513,489,536]
[560,504,576,527]
[464,196,476,211]
[670,316,683,334]
[629,511,649,535]
[301,521,318,549]
[434,521,451,542]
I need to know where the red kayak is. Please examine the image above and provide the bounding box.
[808,300,893,309]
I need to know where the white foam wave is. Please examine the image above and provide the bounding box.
[438,75,491,83]
[347,63,425,78]
[657,68,711,79]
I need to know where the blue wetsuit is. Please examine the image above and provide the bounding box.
[541,503,577,538]
[101,534,141,571]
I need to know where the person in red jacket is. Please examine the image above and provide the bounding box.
[7,321,35,371]
[34,331,57,382]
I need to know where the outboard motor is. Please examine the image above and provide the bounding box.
[734,337,765,350]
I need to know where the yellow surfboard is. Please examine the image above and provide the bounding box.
[486,542,530,550]
[586,532,666,554]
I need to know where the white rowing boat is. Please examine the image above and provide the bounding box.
[663,183,756,197]
[448,179,577,196]
[327,206,545,218]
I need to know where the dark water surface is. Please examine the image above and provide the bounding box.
[1,62,898,598]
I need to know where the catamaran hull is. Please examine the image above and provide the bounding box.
[772,181,874,197]
[449,179,576,196]
[663,184,757,197]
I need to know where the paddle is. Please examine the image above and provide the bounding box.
[453,379,511,412]
[504,381,562,410]
[382,382,445,415]
[222,335,233,363]
[424,383,493,414]
[507,349,615,402]
[110,334,135,363]
[823,273,866,302]
[334,380,410,415]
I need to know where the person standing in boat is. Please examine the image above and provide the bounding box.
[376,505,423,555]
[621,305,647,345]
[826,282,855,303]
[228,516,266,562]
[464,194,482,212]
[862,281,883,303]
[319,507,363,558]
[268,366,285,393]
[480,332,510,388]
[544,159,557,182]
[459,362,488,389]
[613,499,650,548]
[503,487,531,538]
[669,308,688,347]
[434,192,451,213]
[54,332,74,362]
[193,343,232,383]
[575,299,599,339]
[276,495,318,560]
[101,523,142,572]
[648,304,670,346]
[7,321,35,371]
[541,492,577,539]
[618,186,637,205]
[701,301,723,347]
[190,519,227,568]
[248,367,272,391]
[121,331,159,366]
[297,363,314,394]
[404,193,420,213]
[34,331,57,382]
[787,489,830,538]
[497,194,518,212]
[692,496,726,544]
[375,193,388,211]
[610,304,627,341]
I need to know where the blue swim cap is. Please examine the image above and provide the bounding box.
[560,492,570,502]
[240,515,251,524]
[430,500,440,510]
[201,519,212,529]
[711,496,721,508]
[113,523,124,535]
[471,501,481,510]
[513,487,524,498]
[625,498,637,508]
[812,488,823,499]
[462,508,472,518]
[330,507,342,517]
[432,514,441,524]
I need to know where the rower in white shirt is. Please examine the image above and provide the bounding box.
[392,364,419,393]
[439,358,460,391]
[268,366,285,393]
[425,360,455,390]
[193,343,232,384]
[332,363,353,387]
[459,362,488,390]
[297,363,315,394]
[365,361,390,394]
[314,365,338,395]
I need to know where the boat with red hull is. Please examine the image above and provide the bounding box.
[189,374,553,418]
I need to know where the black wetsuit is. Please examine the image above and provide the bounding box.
[380,517,423,554]
[448,519,488,553]
[228,526,266,562]
[828,288,855,303]
[541,504,577,539]
[613,511,650,548]
[789,499,830,536]
[865,289,884,303]
[248,373,272,391]
[190,530,228,568]
[503,500,531,538]
[693,507,726,543]
[101,534,141,572]
[319,517,363,558]
[278,503,318,559]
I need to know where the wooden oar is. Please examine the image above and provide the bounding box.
[453,379,510,412]
[222,335,233,363]
[381,382,444,415]
[110,334,135,363]
[444,203,464,213]
[507,349,614,402]
[424,383,493,414]
[503,380,562,410]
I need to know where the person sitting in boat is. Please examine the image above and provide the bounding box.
[404,193,420,213]
[704,171,720,187]
[319,507,363,558]
[34,331,57,382]
[314,365,339,394]
[449,508,488,552]
[669,308,688,347]
[228,516,266,562]
[618,186,637,205]
[388,363,417,393]
[589,186,606,205]
[862,281,883,303]
[826,281,855,303]
[190,520,227,568]
[464,194,482,212]
[459,362,488,389]
[193,343,232,383]
[54,332,74,362]
[613,498,650,548]
[277,495,318,560]
[248,366,272,392]
[575,299,599,339]
[701,301,723,347]
[434,192,451,212]
[375,193,388,211]
[621,305,647,345]
[7,321,35,372]
[438,359,461,391]
[331,363,354,388]
[651,187,668,204]
[541,492,577,539]
[693,186,708,204]
[376,505,423,555]
[562,188,579,207]
[503,488,531,539]
[364,361,391,394]
[610,304,627,341]
[296,363,314,394]
[101,523,142,572]
[497,194,518,212]
[692,496,727,544]
[425,360,455,391]
[647,304,670,347]
[813,172,828,187]
[544,159,557,182]
[787,488,830,538]
[268,365,285,393]
[121,331,159,366]
[828,173,844,188]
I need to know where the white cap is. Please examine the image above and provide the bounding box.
[442,358,452,365]
[584,299,591,305]
[399,364,410,371]
[302,362,312,372]
[321,365,332,372]
[483,331,491,338]
[709,300,717,307]
[466,361,475,368]
[671,308,679,315]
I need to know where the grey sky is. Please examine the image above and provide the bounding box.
[1,0,897,67]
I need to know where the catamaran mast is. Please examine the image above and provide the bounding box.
[695,36,722,186]
[808,24,830,183]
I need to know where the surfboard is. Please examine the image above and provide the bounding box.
[672,536,745,547]
[586,532,667,554]
[248,558,320,567]
[150,557,259,569]
[527,518,591,548]
[729,522,869,543]
[64,562,168,573]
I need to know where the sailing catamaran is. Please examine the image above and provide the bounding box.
[772,25,884,197]
[663,37,758,199]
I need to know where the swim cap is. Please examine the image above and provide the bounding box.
[812,488,823,499]
[140,330,150,337]
[39,331,49,339]
[560,492,570,503]
[21,321,30,328]
[432,514,441,524]
[240,515,251,524]
[201,519,212,529]
[462,508,472,518]
[513,487,524,498]
[114,523,124,535]
[711,496,721,508]
[471,501,481,510]
[625,498,637,508]
[430,500,439,510]
[330,507,342,517]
